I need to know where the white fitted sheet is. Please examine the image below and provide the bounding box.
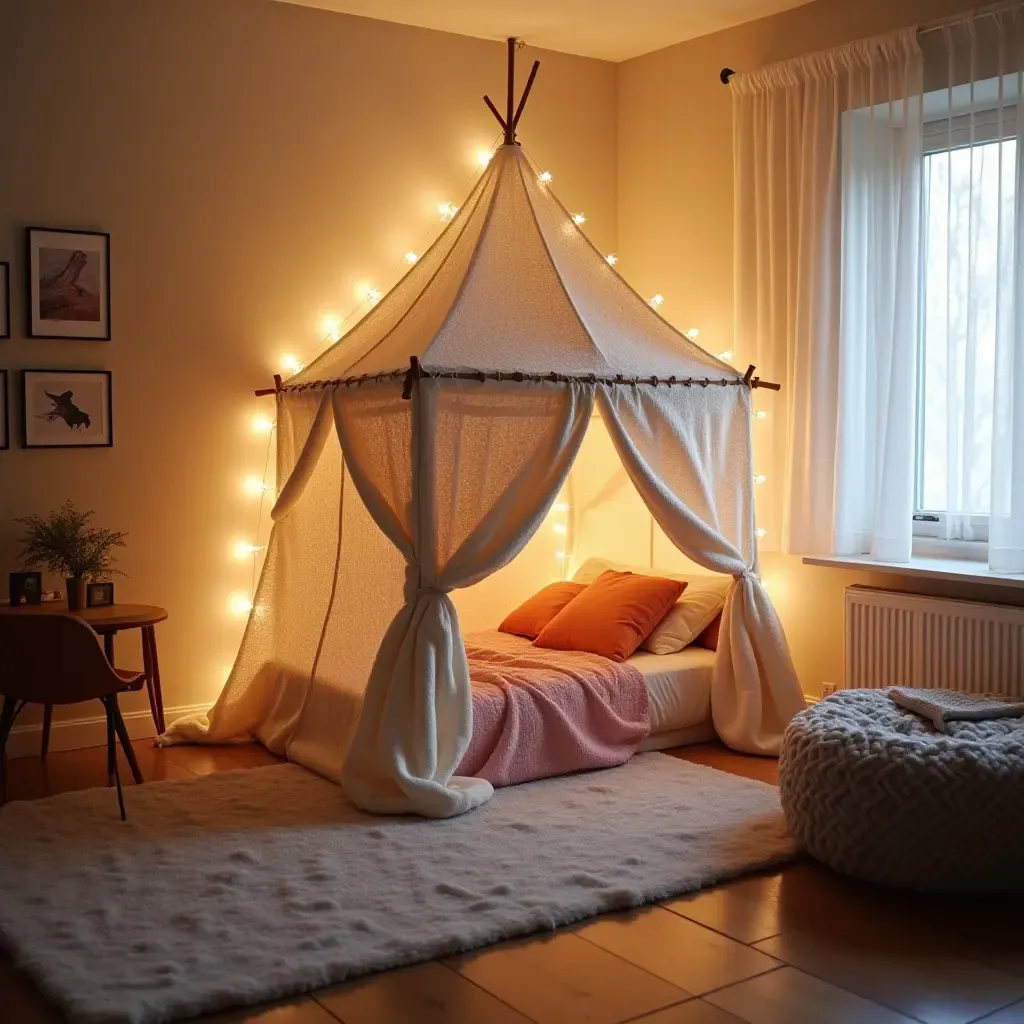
[627,646,716,735]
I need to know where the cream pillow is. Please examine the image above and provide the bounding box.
[572,558,731,655]
[641,575,731,654]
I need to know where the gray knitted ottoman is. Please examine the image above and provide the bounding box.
[779,689,1024,892]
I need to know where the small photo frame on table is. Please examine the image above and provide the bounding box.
[26,227,110,340]
[0,261,9,338]
[9,571,43,606]
[22,369,112,448]
[86,581,115,607]
[0,369,8,450]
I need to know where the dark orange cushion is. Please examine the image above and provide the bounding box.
[499,581,588,639]
[534,570,686,662]
[695,613,721,651]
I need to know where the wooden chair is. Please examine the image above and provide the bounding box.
[0,614,145,820]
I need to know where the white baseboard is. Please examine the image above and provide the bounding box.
[5,703,211,760]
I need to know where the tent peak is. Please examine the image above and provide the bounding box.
[483,38,540,146]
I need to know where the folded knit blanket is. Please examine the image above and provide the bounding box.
[889,687,1024,733]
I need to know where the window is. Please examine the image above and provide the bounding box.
[914,113,1018,544]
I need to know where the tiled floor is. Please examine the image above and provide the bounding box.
[2,740,1023,1024]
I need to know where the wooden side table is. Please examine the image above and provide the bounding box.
[0,601,168,753]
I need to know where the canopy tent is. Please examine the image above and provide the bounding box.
[163,56,804,818]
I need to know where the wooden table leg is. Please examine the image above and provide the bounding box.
[103,632,115,665]
[142,626,166,735]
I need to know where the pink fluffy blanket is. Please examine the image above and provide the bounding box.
[456,630,650,787]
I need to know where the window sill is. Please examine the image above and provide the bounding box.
[801,553,1024,589]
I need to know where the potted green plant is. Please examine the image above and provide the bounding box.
[16,501,127,611]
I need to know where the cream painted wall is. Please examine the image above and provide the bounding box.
[616,0,1024,698]
[0,0,617,727]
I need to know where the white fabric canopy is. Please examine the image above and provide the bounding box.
[164,144,803,817]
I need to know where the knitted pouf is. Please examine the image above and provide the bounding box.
[779,690,1024,892]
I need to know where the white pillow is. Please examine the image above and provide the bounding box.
[641,575,731,654]
[572,557,730,655]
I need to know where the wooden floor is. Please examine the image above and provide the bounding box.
[2,741,1023,1024]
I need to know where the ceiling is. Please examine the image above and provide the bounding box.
[272,0,816,62]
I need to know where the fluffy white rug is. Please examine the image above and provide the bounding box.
[0,753,795,1023]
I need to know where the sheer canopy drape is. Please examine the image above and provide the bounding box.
[338,379,594,818]
[597,385,803,754]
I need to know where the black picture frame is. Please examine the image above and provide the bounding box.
[0,370,8,450]
[21,368,113,449]
[26,227,110,340]
[86,581,115,607]
[0,261,9,338]
[9,571,43,606]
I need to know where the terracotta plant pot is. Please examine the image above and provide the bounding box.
[66,577,87,611]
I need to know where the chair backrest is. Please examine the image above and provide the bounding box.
[0,614,123,705]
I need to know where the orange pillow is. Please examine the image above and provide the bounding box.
[534,570,686,662]
[499,582,588,639]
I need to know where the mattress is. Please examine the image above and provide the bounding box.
[627,646,716,737]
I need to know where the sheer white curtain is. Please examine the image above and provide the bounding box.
[915,11,1024,572]
[733,29,924,560]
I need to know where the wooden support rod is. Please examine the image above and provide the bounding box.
[512,60,540,129]
[505,37,516,144]
[483,95,507,132]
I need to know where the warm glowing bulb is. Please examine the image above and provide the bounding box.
[754,410,767,420]
[685,327,700,340]
[232,541,264,560]
[552,523,567,535]
[438,202,458,219]
[320,315,343,342]
[228,593,253,617]
[477,149,493,167]
[280,354,303,375]
[718,349,735,361]
[650,294,664,307]
[754,473,767,485]
[552,502,569,513]
[404,251,418,264]
[605,253,618,265]
[242,475,268,496]
[251,415,274,434]
[755,527,768,539]
[554,551,567,560]
[572,212,586,226]
[538,170,552,184]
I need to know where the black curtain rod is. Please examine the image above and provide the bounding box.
[720,67,735,84]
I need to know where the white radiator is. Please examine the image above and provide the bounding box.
[845,586,1024,695]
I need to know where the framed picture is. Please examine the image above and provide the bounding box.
[9,571,42,606]
[26,227,110,339]
[86,581,115,607]
[0,370,7,450]
[22,369,113,448]
[0,261,9,338]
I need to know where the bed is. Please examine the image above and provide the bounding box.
[457,629,716,787]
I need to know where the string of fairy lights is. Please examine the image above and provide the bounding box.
[226,142,771,625]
